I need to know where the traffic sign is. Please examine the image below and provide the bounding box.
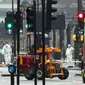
[8,65,16,73]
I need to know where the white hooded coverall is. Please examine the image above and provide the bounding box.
[2,44,12,64]
[66,45,74,62]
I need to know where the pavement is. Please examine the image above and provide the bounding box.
[0,63,10,76]
[0,62,81,77]
[0,64,7,67]
[0,60,82,76]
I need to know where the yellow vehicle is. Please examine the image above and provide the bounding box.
[20,47,69,80]
[36,47,69,80]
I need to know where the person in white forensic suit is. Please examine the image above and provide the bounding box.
[66,44,74,62]
[2,44,12,65]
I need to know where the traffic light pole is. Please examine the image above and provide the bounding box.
[12,0,16,63]
[78,0,82,12]
[81,14,85,83]
[53,29,56,47]
[12,0,14,12]
[17,0,20,85]
[83,18,85,67]
[11,0,15,85]
[42,0,45,85]
[33,1,37,85]
[84,18,85,44]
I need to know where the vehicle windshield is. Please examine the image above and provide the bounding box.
[52,52,61,60]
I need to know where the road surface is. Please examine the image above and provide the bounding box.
[0,67,84,85]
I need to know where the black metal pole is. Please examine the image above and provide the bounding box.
[17,0,20,85]
[33,0,37,85]
[78,0,82,12]
[12,0,16,64]
[46,0,51,47]
[29,35,31,54]
[27,35,28,53]
[11,73,14,85]
[12,0,14,12]
[11,0,15,85]
[53,29,56,47]
[37,0,39,12]
[12,0,17,64]
[42,0,45,85]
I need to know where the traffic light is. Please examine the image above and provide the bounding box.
[26,6,34,32]
[5,11,14,30]
[14,11,23,33]
[80,35,84,41]
[25,24,28,29]
[78,12,84,20]
[72,34,84,41]
[50,0,57,20]
[20,11,23,33]
[77,12,84,30]
[5,11,14,34]
[46,0,57,31]
[72,34,76,41]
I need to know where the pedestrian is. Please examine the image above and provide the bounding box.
[66,44,74,63]
[2,43,12,65]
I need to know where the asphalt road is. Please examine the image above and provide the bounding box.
[0,67,84,85]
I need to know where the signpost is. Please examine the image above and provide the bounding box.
[8,65,16,85]
[8,65,16,73]
[10,0,15,85]
[16,0,20,85]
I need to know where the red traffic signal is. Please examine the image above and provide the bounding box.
[20,13,23,17]
[78,12,84,19]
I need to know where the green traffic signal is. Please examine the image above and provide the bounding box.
[25,24,29,29]
[6,23,13,29]
[26,6,34,32]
